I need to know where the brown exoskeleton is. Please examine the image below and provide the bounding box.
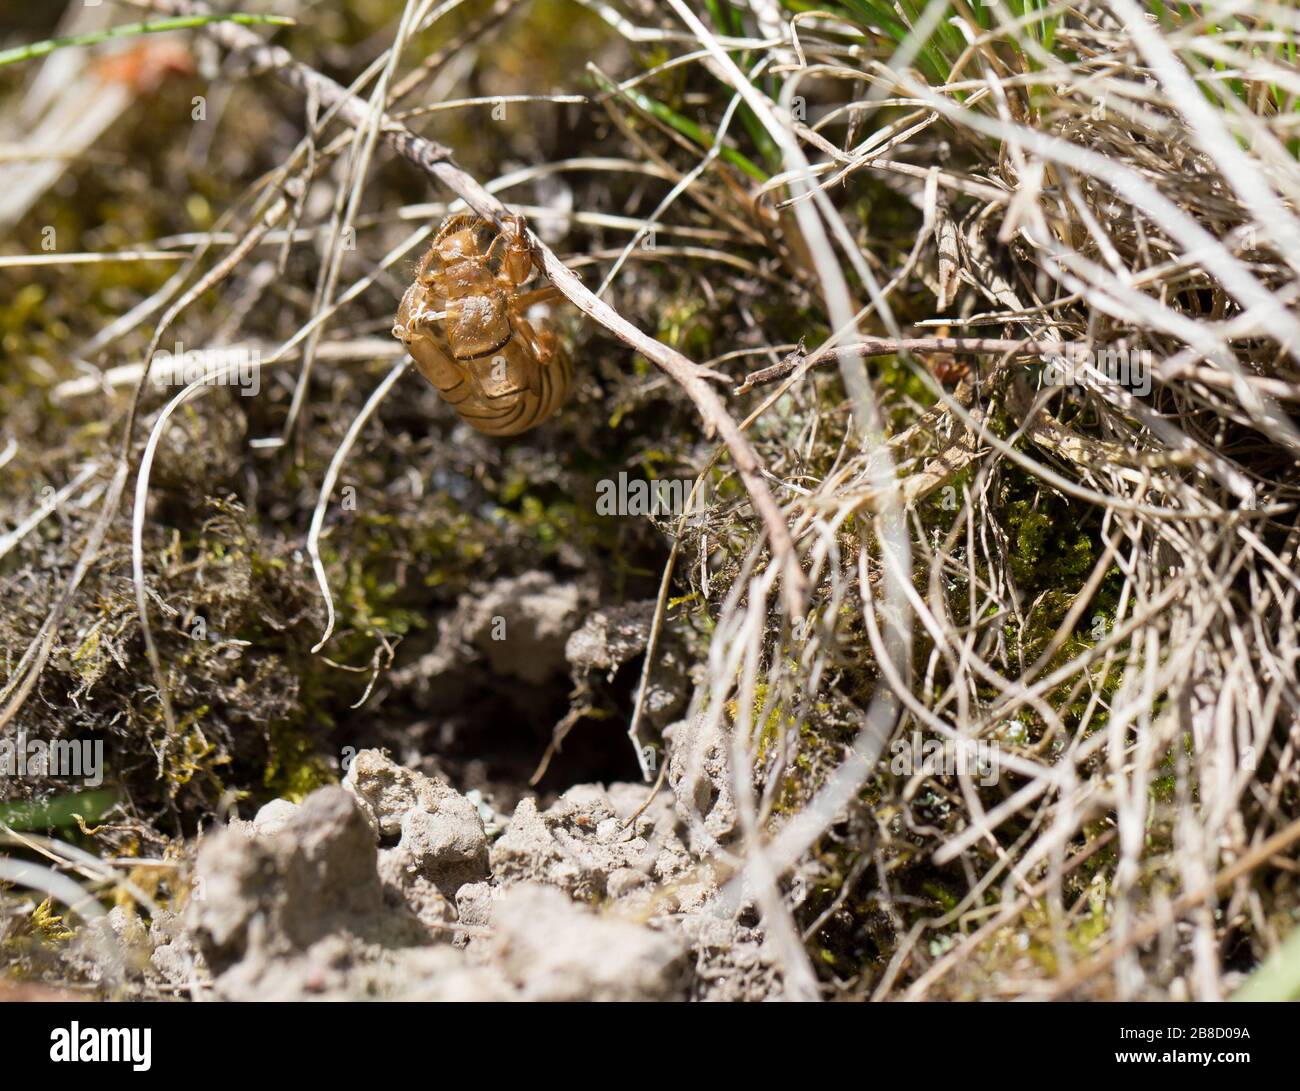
[393,213,572,436]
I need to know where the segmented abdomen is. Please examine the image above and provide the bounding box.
[408,336,572,437]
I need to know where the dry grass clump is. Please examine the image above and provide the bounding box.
[2,0,1299,1000]
[655,0,1300,1000]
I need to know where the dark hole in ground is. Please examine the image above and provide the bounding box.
[354,647,650,810]
[532,713,645,795]
[1221,927,1260,977]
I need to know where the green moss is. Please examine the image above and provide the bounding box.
[1003,493,1094,592]
[1070,873,1111,953]
[29,899,73,943]
[657,294,713,359]
[263,722,336,803]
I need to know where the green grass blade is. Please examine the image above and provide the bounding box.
[0,790,118,831]
[0,14,295,69]
[590,68,769,182]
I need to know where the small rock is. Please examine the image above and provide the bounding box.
[344,749,488,899]
[250,798,298,836]
[455,881,495,929]
[664,716,737,851]
[189,786,389,975]
[470,573,585,684]
[487,884,688,1001]
[453,881,496,949]
[565,602,655,679]
[490,785,661,899]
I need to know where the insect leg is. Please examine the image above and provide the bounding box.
[393,282,444,343]
[509,312,557,367]
[486,214,535,287]
[407,335,472,406]
[513,286,564,309]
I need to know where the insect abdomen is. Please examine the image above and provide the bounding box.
[409,338,572,437]
[459,342,572,436]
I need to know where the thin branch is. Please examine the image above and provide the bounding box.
[736,336,1082,392]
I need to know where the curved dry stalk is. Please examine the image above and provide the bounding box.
[307,358,412,653]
